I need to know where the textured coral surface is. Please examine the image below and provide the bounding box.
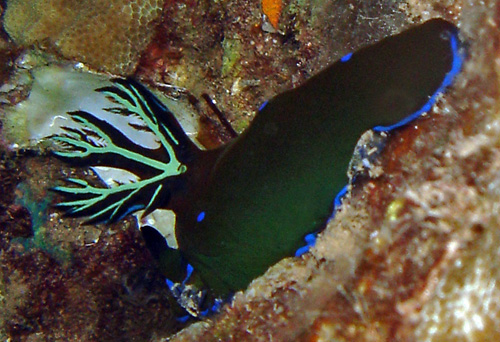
[1,0,500,341]
[3,0,163,74]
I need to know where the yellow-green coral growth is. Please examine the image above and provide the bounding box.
[4,0,163,74]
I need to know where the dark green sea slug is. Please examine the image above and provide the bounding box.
[51,19,463,314]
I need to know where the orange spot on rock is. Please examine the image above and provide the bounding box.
[262,0,282,29]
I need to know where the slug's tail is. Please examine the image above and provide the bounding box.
[51,78,200,224]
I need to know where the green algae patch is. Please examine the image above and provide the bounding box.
[2,103,30,145]
[221,37,243,77]
[385,198,406,222]
[14,182,70,263]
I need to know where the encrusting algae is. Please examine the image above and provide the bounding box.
[3,0,163,74]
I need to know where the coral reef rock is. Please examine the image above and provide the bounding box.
[3,0,163,74]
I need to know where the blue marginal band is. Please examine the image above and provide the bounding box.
[340,52,353,62]
[294,233,318,257]
[373,30,463,132]
[258,100,269,112]
[196,211,206,222]
[295,29,463,258]
[117,204,145,222]
[295,183,349,257]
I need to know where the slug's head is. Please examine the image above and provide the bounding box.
[309,18,464,131]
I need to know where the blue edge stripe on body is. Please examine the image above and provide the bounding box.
[169,31,464,319]
[295,30,464,256]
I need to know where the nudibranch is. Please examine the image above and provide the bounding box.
[51,19,463,315]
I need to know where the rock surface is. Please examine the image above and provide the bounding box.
[1,0,499,341]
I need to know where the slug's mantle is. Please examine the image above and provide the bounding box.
[50,19,463,317]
